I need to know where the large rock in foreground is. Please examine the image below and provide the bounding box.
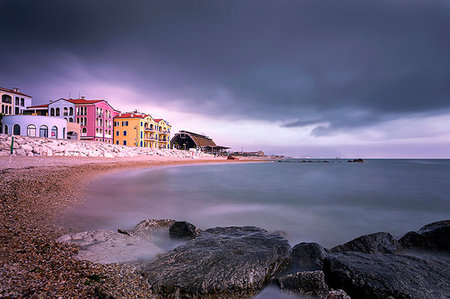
[143,226,292,298]
[324,252,450,299]
[399,220,450,252]
[330,232,399,254]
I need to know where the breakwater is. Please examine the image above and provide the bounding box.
[0,134,212,158]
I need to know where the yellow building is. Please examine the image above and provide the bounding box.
[113,112,171,149]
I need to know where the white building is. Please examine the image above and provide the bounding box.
[2,115,68,139]
[0,87,32,115]
[48,99,76,123]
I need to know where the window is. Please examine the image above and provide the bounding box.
[122,121,128,126]
[123,140,127,145]
[82,128,87,134]
[123,130,127,136]
[140,131,143,138]
[56,108,60,116]
[27,125,36,137]
[2,95,12,104]
[69,107,73,115]
[15,97,19,105]
[4,125,8,134]
[63,128,65,139]
[116,140,119,145]
[69,117,73,122]
[51,126,58,138]
[63,107,68,116]
[13,124,20,135]
[116,130,119,136]
[77,118,80,124]
[20,98,24,106]
[39,125,48,137]
[15,107,19,114]
[140,140,143,147]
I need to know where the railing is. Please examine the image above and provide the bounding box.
[81,133,88,137]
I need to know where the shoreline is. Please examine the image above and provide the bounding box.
[0,155,257,298]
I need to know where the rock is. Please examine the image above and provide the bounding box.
[330,232,399,254]
[143,226,292,298]
[289,242,328,272]
[277,270,329,297]
[132,218,176,238]
[323,251,450,299]
[400,220,450,252]
[325,289,351,299]
[169,221,200,239]
[57,229,165,264]
[347,159,364,163]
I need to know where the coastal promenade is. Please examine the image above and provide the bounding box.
[0,155,240,298]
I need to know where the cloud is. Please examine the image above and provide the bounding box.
[0,0,449,155]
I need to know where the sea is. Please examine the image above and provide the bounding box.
[64,159,450,298]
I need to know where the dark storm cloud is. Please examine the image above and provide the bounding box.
[1,0,449,134]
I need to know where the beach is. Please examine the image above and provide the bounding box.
[0,155,241,298]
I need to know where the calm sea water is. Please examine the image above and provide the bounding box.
[67,159,450,248]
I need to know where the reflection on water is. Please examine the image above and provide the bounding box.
[64,160,450,248]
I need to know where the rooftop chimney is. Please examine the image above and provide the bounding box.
[13,87,19,93]
[81,96,85,99]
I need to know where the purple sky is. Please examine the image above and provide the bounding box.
[1,0,449,157]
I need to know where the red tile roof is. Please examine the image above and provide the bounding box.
[26,104,49,109]
[0,87,32,97]
[153,119,162,122]
[114,112,149,119]
[65,98,104,104]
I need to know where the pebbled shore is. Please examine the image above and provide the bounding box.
[0,155,240,298]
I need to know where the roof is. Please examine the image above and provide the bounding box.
[26,104,49,109]
[114,112,149,119]
[0,87,32,98]
[153,119,162,122]
[65,98,104,105]
[175,130,217,147]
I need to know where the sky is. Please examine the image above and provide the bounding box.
[1,0,449,158]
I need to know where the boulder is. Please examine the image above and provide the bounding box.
[277,270,329,297]
[289,242,328,272]
[169,221,200,239]
[330,232,399,254]
[400,220,450,252]
[323,251,450,299]
[324,289,351,299]
[143,226,292,298]
[133,218,176,238]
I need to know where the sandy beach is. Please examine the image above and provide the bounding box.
[0,155,244,298]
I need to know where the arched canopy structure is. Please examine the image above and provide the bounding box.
[170,130,228,154]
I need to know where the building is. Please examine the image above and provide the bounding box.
[113,111,171,149]
[2,115,71,139]
[24,97,120,143]
[1,87,32,115]
[170,130,229,154]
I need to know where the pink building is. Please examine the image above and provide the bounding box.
[25,98,120,143]
[71,99,120,143]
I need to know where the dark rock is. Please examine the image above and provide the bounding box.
[132,218,176,238]
[400,220,450,252]
[325,289,351,299]
[277,270,329,297]
[323,251,450,299]
[143,226,292,298]
[289,242,328,272]
[347,158,364,163]
[169,221,200,239]
[330,232,399,254]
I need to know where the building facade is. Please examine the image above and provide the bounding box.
[113,112,171,149]
[1,87,32,115]
[24,98,120,143]
[2,115,69,139]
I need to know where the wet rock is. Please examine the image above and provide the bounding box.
[323,251,450,299]
[277,270,329,297]
[288,242,328,272]
[330,232,399,254]
[400,220,450,252]
[347,159,364,163]
[169,221,200,239]
[132,218,176,238]
[143,226,292,298]
[324,289,351,299]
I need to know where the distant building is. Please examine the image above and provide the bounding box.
[0,87,32,115]
[113,111,171,149]
[170,130,229,154]
[24,97,120,143]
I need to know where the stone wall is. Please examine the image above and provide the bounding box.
[0,134,213,158]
